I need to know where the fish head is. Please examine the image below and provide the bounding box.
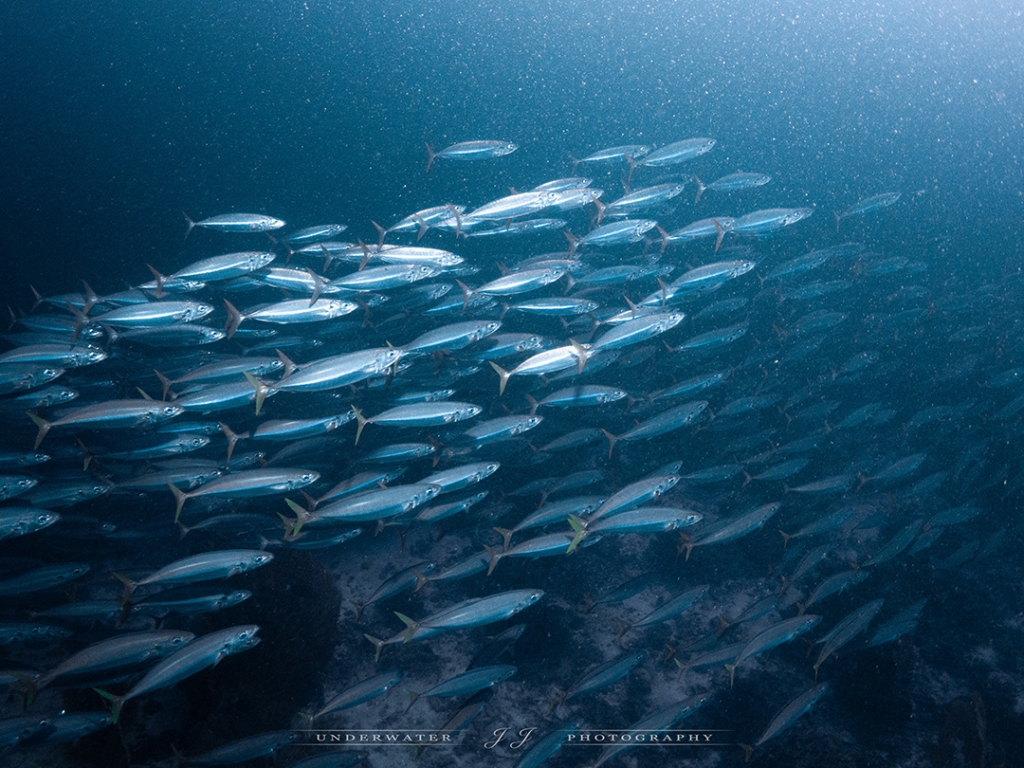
[248,552,275,568]
[522,589,545,607]
[161,632,196,652]
[190,302,216,321]
[38,367,65,383]
[512,416,543,435]
[419,484,443,503]
[500,142,519,155]
[459,404,484,420]
[181,435,210,451]
[477,321,502,339]
[31,511,59,529]
[292,471,320,488]
[228,625,261,646]
[379,348,405,368]
[477,462,500,480]
[412,265,442,280]
[76,347,109,365]
[601,389,628,403]
[160,404,186,420]
[516,335,544,352]
[252,252,278,270]
[783,208,815,225]
[222,590,253,608]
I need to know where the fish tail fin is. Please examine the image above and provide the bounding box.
[834,211,841,234]
[483,543,502,576]
[284,497,310,537]
[593,198,605,225]
[445,202,463,239]
[673,657,687,680]
[276,349,298,378]
[111,571,137,606]
[304,269,325,306]
[223,299,243,339]
[569,339,588,373]
[488,361,511,396]
[676,532,694,562]
[371,220,386,248]
[65,299,90,342]
[403,689,421,714]
[725,663,736,688]
[29,285,43,312]
[93,688,124,724]
[351,405,368,446]
[366,634,385,663]
[614,617,631,642]
[394,611,418,643]
[167,482,188,524]
[182,211,196,240]
[455,279,472,310]
[81,281,99,315]
[566,514,586,555]
[715,614,731,637]
[712,218,726,253]
[548,687,569,717]
[525,393,538,417]
[739,743,754,763]
[153,369,175,401]
[146,264,166,298]
[75,437,93,472]
[693,175,705,203]
[356,239,371,271]
[656,225,670,254]
[11,671,40,705]
[564,228,578,259]
[425,142,435,173]
[242,371,269,415]
[27,412,51,450]
[219,422,248,465]
[348,599,365,622]
[779,529,791,549]
[493,527,513,552]
[601,428,617,459]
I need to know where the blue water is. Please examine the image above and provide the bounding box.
[3,1,1024,766]
[3,1,1022,301]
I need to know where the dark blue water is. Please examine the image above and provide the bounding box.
[3,2,1024,766]
[4,1,1022,301]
